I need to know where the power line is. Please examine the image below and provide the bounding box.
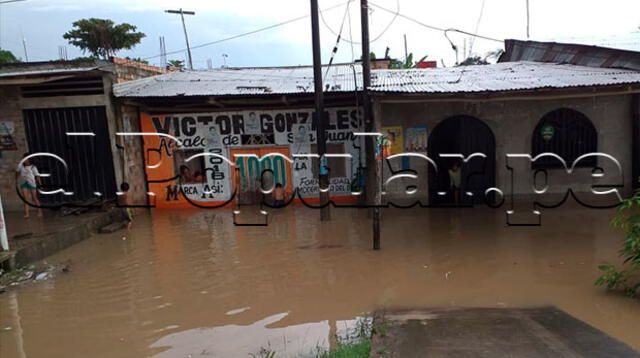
[143,1,350,61]
[468,0,487,55]
[369,1,502,43]
[323,0,351,83]
[346,1,356,61]
[319,0,400,45]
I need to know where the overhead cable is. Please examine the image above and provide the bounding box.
[142,1,350,61]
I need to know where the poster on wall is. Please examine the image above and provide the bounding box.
[140,107,363,207]
[402,125,428,170]
[378,126,403,159]
[405,125,428,153]
[0,121,17,151]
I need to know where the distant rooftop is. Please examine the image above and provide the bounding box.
[0,57,167,79]
[499,39,640,71]
[543,33,640,53]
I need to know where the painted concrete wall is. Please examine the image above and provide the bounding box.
[379,94,634,204]
[137,107,364,208]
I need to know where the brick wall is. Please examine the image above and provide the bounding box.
[110,57,178,83]
[0,86,29,211]
[118,105,149,206]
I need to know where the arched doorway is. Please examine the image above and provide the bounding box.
[427,115,496,205]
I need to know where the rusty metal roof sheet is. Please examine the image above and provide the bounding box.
[113,61,640,98]
[499,39,640,71]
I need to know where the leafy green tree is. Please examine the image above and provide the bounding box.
[125,57,149,65]
[366,47,428,69]
[485,48,505,61]
[458,55,489,66]
[596,190,640,298]
[458,49,504,66]
[71,56,100,61]
[0,50,20,64]
[63,18,145,59]
[168,59,184,68]
[390,53,429,69]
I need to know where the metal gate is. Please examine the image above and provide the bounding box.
[23,106,117,205]
[428,115,496,206]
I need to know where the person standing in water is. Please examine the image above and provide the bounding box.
[15,153,43,218]
[119,182,133,230]
[273,183,286,208]
[448,161,461,204]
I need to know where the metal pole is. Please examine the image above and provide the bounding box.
[404,34,408,63]
[21,30,28,62]
[526,0,530,39]
[0,193,10,251]
[310,0,330,221]
[0,0,28,50]
[166,9,195,70]
[360,0,380,250]
[633,94,640,189]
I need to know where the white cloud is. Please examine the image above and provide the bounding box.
[3,0,640,66]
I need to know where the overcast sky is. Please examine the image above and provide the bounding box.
[0,0,639,68]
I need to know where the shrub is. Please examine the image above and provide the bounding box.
[596,190,640,297]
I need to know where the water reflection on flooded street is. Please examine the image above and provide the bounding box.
[1,204,639,357]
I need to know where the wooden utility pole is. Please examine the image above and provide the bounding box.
[165,8,195,70]
[360,0,381,250]
[310,0,331,221]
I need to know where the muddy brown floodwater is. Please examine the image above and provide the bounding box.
[1,203,639,357]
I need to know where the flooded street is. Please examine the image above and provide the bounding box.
[1,204,639,357]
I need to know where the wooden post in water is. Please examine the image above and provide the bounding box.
[633,94,640,190]
[310,0,331,221]
[360,0,380,250]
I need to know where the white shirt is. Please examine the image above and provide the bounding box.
[17,163,39,187]
[448,168,461,188]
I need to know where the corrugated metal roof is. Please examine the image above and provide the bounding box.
[113,61,640,98]
[0,67,99,78]
[370,62,640,93]
[113,64,361,97]
[499,39,640,71]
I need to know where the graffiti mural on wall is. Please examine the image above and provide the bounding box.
[140,107,363,207]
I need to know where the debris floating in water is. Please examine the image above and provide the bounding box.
[35,272,49,281]
[226,307,251,315]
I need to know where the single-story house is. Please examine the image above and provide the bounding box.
[112,40,640,211]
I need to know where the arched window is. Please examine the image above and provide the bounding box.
[532,108,597,168]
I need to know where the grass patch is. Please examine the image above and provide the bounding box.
[317,339,371,358]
